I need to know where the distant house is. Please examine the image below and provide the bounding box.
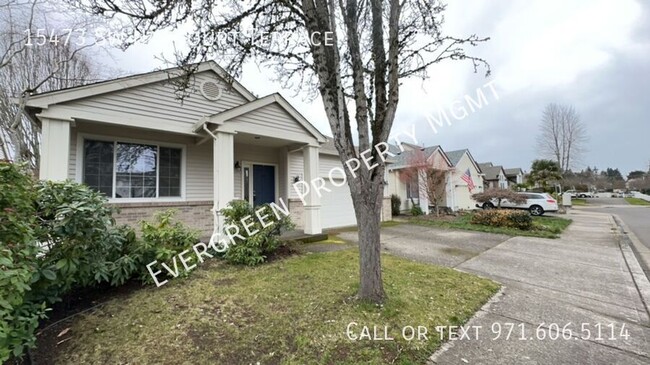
[388,145,486,212]
[445,149,484,210]
[479,162,508,189]
[504,168,524,188]
[387,144,452,214]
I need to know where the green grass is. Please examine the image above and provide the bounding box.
[48,250,499,364]
[625,197,650,206]
[409,213,572,239]
[317,234,349,245]
[381,220,402,228]
[571,198,587,206]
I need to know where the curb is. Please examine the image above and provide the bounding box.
[427,286,506,364]
[611,214,650,320]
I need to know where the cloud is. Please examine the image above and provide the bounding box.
[99,0,649,174]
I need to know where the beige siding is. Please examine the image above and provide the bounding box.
[388,170,411,211]
[70,122,213,201]
[450,153,484,210]
[229,102,312,137]
[61,72,249,128]
[288,151,304,199]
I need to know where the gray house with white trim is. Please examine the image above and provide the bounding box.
[24,61,391,236]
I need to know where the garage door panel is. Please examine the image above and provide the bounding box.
[321,180,357,229]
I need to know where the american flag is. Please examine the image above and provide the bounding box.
[461,168,475,191]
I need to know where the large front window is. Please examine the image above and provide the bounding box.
[83,139,182,199]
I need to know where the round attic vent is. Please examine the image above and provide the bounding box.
[200,80,222,101]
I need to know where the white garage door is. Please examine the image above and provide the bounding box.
[321,179,357,229]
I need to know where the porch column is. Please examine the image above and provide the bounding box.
[39,117,70,181]
[213,131,235,232]
[418,170,430,215]
[303,145,321,234]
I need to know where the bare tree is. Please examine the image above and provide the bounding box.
[537,103,588,172]
[67,0,490,303]
[398,149,450,216]
[0,0,105,172]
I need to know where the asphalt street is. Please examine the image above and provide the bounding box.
[582,197,650,251]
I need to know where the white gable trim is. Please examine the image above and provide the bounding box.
[463,150,482,173]
[196,93,327,144]
[430,146,453,168]
[24,61,256,109]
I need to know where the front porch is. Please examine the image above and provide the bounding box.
[204,127,324,235]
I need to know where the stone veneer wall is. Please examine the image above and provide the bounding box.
[288,199,305,229]
[111,201,214,237]
[113,197,392,236]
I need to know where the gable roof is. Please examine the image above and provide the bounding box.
[195,93,326,143]
[481,164,506,181]
[446,149,482,173]
[478,162,493,170]
[445,149,466,167]
[504,168,524,177]
[22,61,256,109]
[388,145,452,170]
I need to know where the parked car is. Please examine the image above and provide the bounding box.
[482,192,559,216]
[564,189,593,198]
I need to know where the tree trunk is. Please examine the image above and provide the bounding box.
[351,179,386,303]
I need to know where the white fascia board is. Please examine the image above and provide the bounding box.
[24,61,256,109]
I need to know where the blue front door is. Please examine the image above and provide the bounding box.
[253,164,275,206]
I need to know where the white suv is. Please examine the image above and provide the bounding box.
[483,192,559,216]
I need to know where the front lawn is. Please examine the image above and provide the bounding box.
[625,197,650,206]
[40,250,499,364]
[408,212,572,239]
[571,198,587,206]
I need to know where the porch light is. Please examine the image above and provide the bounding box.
[234,161,241,169]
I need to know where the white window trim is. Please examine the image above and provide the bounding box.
[76,132,187,203]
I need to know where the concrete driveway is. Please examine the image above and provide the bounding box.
[339,211,650,364]
[340,224,510,268]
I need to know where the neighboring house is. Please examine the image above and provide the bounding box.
[445,149,485,210]
[504,168,524,188]
[22,61,391,236]
[478,162,508,189]
[387,144,453,214]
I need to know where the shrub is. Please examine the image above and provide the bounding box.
[472,188,526,208]
[390,194,401,216]
[410,204,423,216]
[33,181,139,298]
[0,163,49,362]
[132,210,200,284]
[471,209,533,230]
[221,200,294,266]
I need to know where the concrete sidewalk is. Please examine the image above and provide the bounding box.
[430,210,650,364]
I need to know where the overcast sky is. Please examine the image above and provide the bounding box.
[100,0,649,175]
